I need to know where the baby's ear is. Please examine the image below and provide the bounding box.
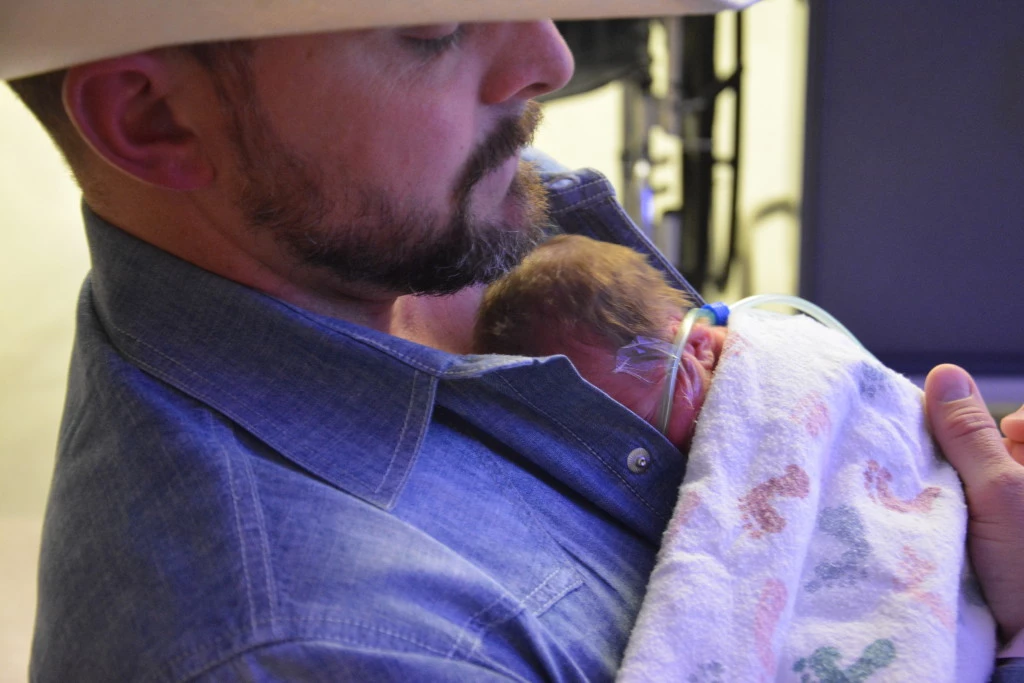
[684,324,727,372]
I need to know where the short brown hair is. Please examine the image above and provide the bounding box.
[475,234,694,356]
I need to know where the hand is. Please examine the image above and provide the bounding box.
[925,364,1024,640]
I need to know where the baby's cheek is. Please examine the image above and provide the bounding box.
[668,403,699,451]
[669,358,714,449]
[677,355,707,408]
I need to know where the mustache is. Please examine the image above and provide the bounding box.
[454,101,543,206]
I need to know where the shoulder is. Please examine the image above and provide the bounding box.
[33,333,539,682]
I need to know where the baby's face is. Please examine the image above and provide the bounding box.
[660,322,726,448]
[568,322,726,450]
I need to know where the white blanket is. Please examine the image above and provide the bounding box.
[617,310,995,683]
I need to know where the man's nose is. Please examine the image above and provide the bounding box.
[480,21,575,105]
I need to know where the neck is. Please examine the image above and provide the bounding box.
[272,285,485,353]
[390,286,485,353]
[89,196,486,353]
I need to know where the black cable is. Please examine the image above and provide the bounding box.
[714,11,744,291]
[679,15,718,290]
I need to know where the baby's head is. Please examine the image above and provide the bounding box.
[475,234,725,450]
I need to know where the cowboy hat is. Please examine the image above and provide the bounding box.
[1,0,752,80]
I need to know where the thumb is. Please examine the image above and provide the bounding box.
[924,364,1009,488]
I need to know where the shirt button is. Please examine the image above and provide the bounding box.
[547,176,577,191]
[627,448,651,474]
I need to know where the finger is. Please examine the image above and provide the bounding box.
[1007,437,1024,467]
[1001,405,1024,441]
[924,364,1012,487]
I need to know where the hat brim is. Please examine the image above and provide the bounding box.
[1,0,752,80]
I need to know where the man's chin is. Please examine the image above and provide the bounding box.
[463,170,548,252]
[501,162,550,233]
[398,217,544,296]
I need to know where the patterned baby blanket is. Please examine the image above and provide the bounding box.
[617,309,995,682]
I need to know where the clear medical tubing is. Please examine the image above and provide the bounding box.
[655,294,872,436]
[728,294,868,350]
[656,306,719,434]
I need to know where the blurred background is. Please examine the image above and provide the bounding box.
[1,0,1021,678]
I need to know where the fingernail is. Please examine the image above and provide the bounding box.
[937,371,972,403]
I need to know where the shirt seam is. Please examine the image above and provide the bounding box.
[103,321,409,502]
[548,188,616,215]
[105,320,286,442]
[161,619,450,672]
[176,624,521,682]
[440,357,536,378]
[495,374,661,517]
[445,592,519,660]
[273,302,459,376]
[110,300,533,393]
[549,191,703,303]
[373,370,435,501]
[443,553,582,662]
[594,195,702,303]
[547,176,615,213]
[217,412,260,636]
[222,416,280,636]
[521,566,580,615]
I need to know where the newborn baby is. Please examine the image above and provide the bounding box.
[475,233,724,450]
[475,233,995,682]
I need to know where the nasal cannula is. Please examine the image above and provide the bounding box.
[655,294,874,435]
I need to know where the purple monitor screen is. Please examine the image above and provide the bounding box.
[800,0,1024,375]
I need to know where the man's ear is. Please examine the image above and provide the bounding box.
[63,53,215,190]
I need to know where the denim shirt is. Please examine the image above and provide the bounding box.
[29,166,1024,683]
[30,169,699,682]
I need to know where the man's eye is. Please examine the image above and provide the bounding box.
[401,24,465,55]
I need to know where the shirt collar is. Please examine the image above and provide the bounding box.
[83,205,528,510]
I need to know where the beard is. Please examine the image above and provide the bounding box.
[225,94,549,296]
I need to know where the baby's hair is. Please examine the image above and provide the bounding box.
[475,234,694,356]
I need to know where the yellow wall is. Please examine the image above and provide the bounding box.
[0,85,87,682]
[0,88,88,519]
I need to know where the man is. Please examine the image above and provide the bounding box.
[3,2,1024,680]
